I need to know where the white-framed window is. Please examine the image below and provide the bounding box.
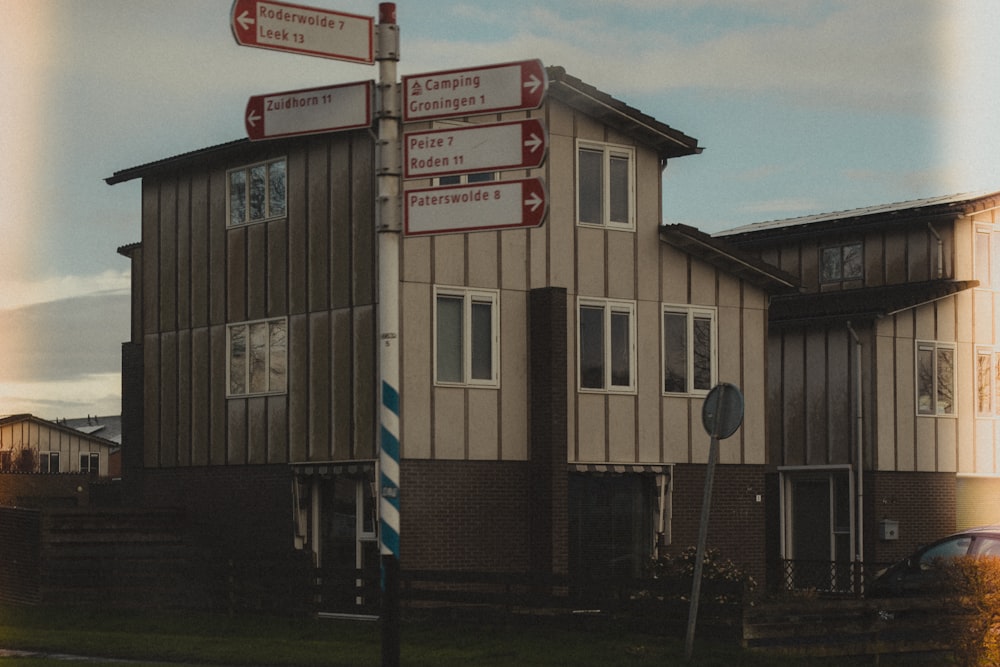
[820,242,863,283]
[917,340,955,416]
[434,286,499,387]
[228,158,287,226]
[227,318,288,397]
[662,305,717,395]
[80,452,100,475]
[39,451,60,473]
[974,348,1000,416]
[578,297,636,392]
[975,226,998,289]
[576,140,635,230]
[438,172,496,186]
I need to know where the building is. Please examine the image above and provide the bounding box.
[718,190,1000,592]
[107,66,795,612]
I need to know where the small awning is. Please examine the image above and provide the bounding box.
[569,463,671,475]
[291,461,375,478]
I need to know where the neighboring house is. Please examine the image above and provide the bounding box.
[0,413,115,477]
[718,190,1000,592]
[107,66,795,612]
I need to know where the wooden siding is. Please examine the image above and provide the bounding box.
[0,420,113,476]
[139,133,376,467]
[398,97,771,467]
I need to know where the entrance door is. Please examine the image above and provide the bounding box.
[784,470,853,591]
[318,474,378,612]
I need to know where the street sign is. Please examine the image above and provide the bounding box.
[403,119,547,180]
[230,0,374,64]
[404,178,547,236]
[245,80,373,141]
[402,59,547,123]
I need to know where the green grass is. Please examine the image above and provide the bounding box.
[0,604,941,666]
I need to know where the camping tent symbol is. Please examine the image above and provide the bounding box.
[410,81,423,97]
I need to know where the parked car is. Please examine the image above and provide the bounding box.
[869,525,1000,597]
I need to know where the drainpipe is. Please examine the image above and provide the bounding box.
[927,223,943,279]
[847,322,864,593]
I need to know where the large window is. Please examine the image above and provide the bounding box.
[434,287,499,387]
[80,453,99,475]
[820,242,863,283]
[578,298,636,392]
[228,318,288,397]
[662,305,716,395]
[917,341,955,415]
[576,141,634,230]
[228,158,287,226]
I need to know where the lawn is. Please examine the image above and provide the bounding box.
[0,604,942,666]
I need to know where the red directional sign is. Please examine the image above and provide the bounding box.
[404,178,547,236]
[230,0,374,64]
[402,59,547,123]
[245,80,373,141]
[403,119,547,180]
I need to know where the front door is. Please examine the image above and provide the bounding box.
[784,469,853,591]
[318,474,379,612]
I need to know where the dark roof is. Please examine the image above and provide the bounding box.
[107,67,700,185]
[717,190,1000,246]
[659,224,799,293]
[769,279,979,328]
[546,67,700,160]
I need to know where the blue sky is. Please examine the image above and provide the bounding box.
[1,0,998,417]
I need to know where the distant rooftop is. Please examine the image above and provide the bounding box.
[58,415,123,446]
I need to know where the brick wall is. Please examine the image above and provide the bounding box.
[869,470,956,566]
[400,459,533,571]
[666,463,768,586]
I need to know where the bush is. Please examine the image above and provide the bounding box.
[941,555,1000,666]
[647,546,755,604]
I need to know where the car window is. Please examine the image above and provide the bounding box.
[918,536,972,569]
[974,536,1000,557]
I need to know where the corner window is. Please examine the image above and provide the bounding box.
[662,305,717,395]
[577,141,634,230]
[434,287,499,387]
[917,341,954,415]
[228,318,288,397]
[228,158,287,226]
[820,242,863,283]
[578,298,636,392]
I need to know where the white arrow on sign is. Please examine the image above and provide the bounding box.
[404,178,547,236]
[403,119,547,180]
[244,80,373,141]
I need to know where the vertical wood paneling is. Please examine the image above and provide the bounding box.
[743,307,767,465]
[805,330,828,465]
[227,400,247,465]
[636,301,659,464]
[190,170,209,328]
[908,226,931,282]
[226,228,247,323]
[191,326,210,466]
[864,233,884,287]
[143,335,161,467]
[606,394,635,462]
[401,282,431,459]
[287,313,309,462]
[246,223,267,320]
[827,329,850,463]
[159,331,178,467]
[176,329,192,467]
[433,388,465,459]
[606,232,634,300]
[353,306,376,460]
[576,227,605,296]
[287,149,308,317]
[576,394,606,462]
[307,143,330,314]
[142,183,160,336]
[332,309,352,460]
[500,290,528,460]
[267,219,288,317]
[208,168,227,327]
[176,176,192,330]
[351,135,375,307]
[159,179,178,332]
[247,397,267,464]
[267,396,288,464]
[894,335,916,471]
[209,324,227,465]
[308,312,332,460]
[782,333,805,466]
[329,139,351,309]
[467,391,499,460]
[434,235,465,285]
[467,232,498,288]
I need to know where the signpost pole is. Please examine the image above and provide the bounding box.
[375,4,401,667]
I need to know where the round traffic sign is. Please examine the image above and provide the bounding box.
[701,382,744,439]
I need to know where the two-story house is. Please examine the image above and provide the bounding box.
[719,191,1000,592]
[107,65,795,612]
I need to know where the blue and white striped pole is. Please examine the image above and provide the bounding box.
[376,4,401,666]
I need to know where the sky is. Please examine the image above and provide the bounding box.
[1,0,998,420]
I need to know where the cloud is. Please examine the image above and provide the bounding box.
[0,375,121,421]
[0,270,130,310]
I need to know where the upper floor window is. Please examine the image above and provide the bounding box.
[662,305,717,395]
[975,227,998,289]
[917,341,954,416]
[439,172,495,186]
[577,141,635,230]
[434,286,499,387]
[975,348,1000,416]
[228,318,288,397]
[578,298,636,392]
[228,158,287,227]
[820,242,863,283]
